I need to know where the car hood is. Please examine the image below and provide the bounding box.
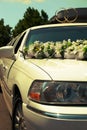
[28,59,87,81]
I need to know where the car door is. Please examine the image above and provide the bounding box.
[1,32,26,113]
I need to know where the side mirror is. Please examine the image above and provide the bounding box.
[0,46,15,59]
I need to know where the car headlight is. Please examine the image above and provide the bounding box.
[28,80,87,105]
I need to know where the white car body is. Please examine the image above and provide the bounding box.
[0,23,87,130]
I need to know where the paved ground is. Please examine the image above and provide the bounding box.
[0,89,12,130]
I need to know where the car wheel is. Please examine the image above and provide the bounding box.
[13,98,27,130]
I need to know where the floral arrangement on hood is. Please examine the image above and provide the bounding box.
[23,39,87,60]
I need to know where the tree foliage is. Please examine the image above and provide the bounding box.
[13,7,49,37]
[0,19,12,47]
[0,7,49,47]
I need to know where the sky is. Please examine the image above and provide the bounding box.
[0,0,87,28]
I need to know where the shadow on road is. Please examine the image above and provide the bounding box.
[0,88,12,130]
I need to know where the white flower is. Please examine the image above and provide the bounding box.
[23,39,87,60]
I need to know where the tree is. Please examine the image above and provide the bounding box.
[13,7,49,37]
[12,19,25,36]
[41,10,48,24]
[0,19,12,47]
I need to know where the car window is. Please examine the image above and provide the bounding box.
[26,25,87,46]
[24,25,87,60]
[13,32,26,54]
[7,37,18,46]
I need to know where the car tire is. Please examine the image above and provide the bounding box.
[12,98,27,130]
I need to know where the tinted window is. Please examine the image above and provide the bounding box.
[26,26,87,46]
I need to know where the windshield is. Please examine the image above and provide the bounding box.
[24,25,87,60]
[26,26,87,44]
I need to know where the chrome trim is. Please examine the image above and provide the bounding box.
[27,105,87,120]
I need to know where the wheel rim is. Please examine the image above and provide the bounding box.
[14,100,27,130]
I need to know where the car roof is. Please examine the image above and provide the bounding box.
[28,23,87,31]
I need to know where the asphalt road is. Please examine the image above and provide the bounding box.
[0,89,12,130]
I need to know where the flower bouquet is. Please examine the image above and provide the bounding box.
[23,39,87,60]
